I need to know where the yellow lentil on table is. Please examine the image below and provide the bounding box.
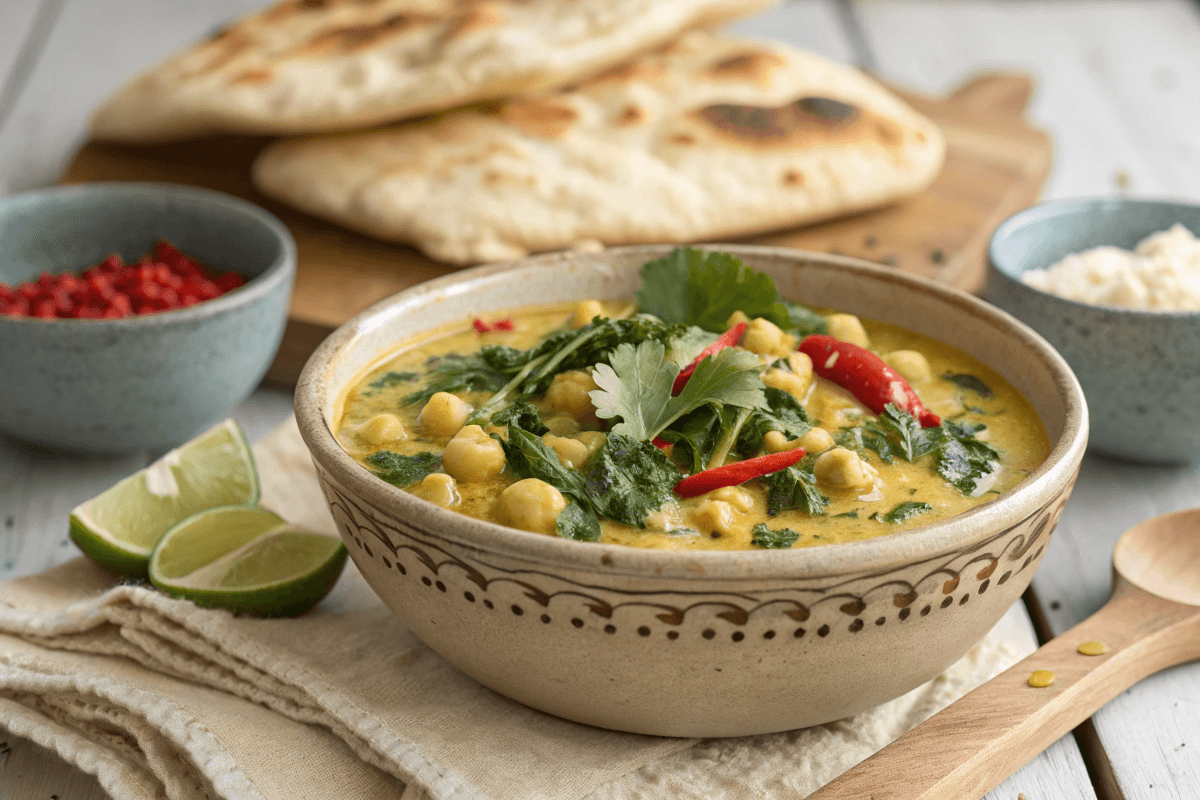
[1028,670,1056,688]
[1078,641,1109,656]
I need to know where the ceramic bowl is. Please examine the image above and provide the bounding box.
[987,197,1200,464]
[295,245,1088,737]
[0,182,295,453]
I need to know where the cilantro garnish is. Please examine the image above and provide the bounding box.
[751,523,801,549]
[366,451,441,488]
[783,302,828,337]
[590,340,766,441]
[637,247,791,332]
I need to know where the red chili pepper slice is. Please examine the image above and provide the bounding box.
[674,447,807,498]
[798,334,941,427]
[493,319,514,331]
[671,322,747,396]
[651,437,671,450]
[472,318,491,333]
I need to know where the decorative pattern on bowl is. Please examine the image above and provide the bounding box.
[296,245,1088,737]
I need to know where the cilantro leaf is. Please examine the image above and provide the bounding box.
[737,387,812,455]
[365,451,441,487]
[862,404,944,462]
[941,372,993,397]
[488,401,548,435]
[591,341,766,441]
[665,325,719,367]
[763,463,829,517]
[637,247,791,332]
[783,302,828,337]
[583,433,681,527]
[557,501,602,542]
[871,501,934,524]
[751,523,801,549]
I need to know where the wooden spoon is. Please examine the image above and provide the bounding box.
[808,508,1200,800]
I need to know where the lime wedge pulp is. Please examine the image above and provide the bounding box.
[149,506,347,617]
[69,419,259,578]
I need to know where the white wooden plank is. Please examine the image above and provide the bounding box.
[729,0,861,64]
[851,0,1200,202]
[0,0,265,196]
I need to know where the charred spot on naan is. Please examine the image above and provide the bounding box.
[588,60,668,87]
[179,32,255,79]
[297,13,441,55]
[616,104,646,126]
[690,97,906,153]
[232,68,274,85]
[499,98,579,138]
[706,51,787,86]
[440,2,506,41]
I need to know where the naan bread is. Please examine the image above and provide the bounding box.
[253,33,947,264]
[90,0,776,142]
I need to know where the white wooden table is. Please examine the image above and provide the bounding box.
[2,1,1198,798]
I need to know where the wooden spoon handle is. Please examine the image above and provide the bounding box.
[808,589,1200,800]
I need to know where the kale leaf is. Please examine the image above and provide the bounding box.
[871,502,934,524]
[736,387,812,456]
[762,462,829,517]
[637,247,791,332]
[584,433,682,527]
[365,450,441,488]
[941,372,994,397]
[751,523,801,549]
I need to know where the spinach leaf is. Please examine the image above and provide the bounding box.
[737,387,812,455]
[401,353,510,406]
[584,433,682,527]
[637,247,791,332]
[365,451,441,487]
[488,401,548,435]
[665,325,719,367]
[871,501,934,524]
[365,371,419,395]
[941,372,994,397]
[658,406,722,474]
[936,422,1001,495]
[783,302,828,337]
[591,340,765,440]
[751,523,801,549]
[763,463,829,517]
[861,404,944,462]
[556,501,602,542]
[495,425,590,501]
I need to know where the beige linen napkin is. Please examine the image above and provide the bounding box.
[0,419,1031,800]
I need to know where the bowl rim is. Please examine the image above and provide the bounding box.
[0,181,296,327]
[987,195,1200,319]
[296,244,1088,581]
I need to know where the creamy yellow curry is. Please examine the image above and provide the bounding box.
[335,250,1048,551]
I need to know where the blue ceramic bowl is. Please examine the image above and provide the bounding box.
[0,183,295,453]
[987,197,1200,464]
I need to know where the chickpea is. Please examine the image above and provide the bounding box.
[787,351,813,382]
[763,368,810,401]
[419,392,472,438]
[710,486,754,512]
[726,310,751,329]
[763,430,804,454]
[798,427,834,454]
[826,314,870,348]
[570,300,606,329]
[547,370,599,419]
[413,473,460,508]
[691,500,736,536]
[441,425,506,482]
[500,478,567,535]
[742,317,792,357]
[814,447,873,489]
[542,433,590,468]
[352,413,407,446]
[575,431,607,459]
[545,414,581,436]
[883,350,932,383]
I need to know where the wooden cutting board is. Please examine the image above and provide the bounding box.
[61,72,1051,385]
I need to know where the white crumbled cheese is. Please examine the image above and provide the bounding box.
[1021,223,1200,311]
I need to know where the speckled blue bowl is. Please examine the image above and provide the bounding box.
[0,183,295,453]
[987,197,1200,464]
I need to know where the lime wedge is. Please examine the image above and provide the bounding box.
[69,420,259,577]
[149,506,347,617]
